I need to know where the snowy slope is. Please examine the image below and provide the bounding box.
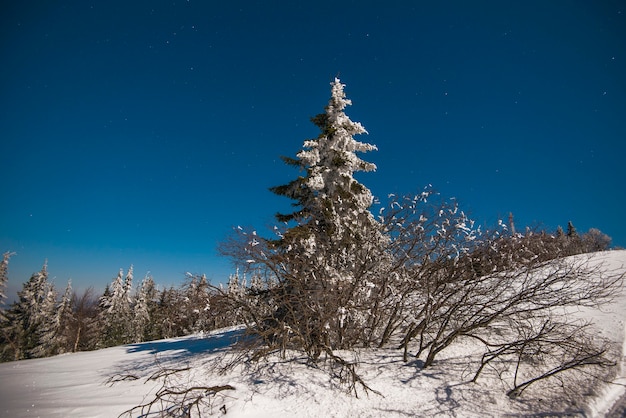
[1,251,625,418]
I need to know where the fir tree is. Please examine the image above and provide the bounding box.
[0,252,14,322]
[566,221,578,238]
[98,267,134,347]
[31,282,61,358]
[182,274,211,333]
[154,287,182,339]
[270,79,387,273]
[132,274,157,343]
[123,265,134,300]
[226,269,245,298]
[270,78,381,248]
[249,271,263,293]
[565,221,583,255]
[243,78,392,352]
[2,261,58,360]
[53,280,74,354]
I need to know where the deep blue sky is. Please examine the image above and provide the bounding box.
[1,1,625,298]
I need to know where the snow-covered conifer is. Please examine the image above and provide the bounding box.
[249,271,263,293]
[0,252,14,322]
[31,282,61,358]
[98,267,134,347]
[3,261,59,359]
[182,274,211,333]
[250,78,392,350]
[566,221,578,238]
[132,274,157,343]
[564,221,583,255]
[124,265,134,301]
[227,269,245,297]
[271,78,383,252]
[154,286,182,339]
[270,78,388,273]
[52,280,74,353]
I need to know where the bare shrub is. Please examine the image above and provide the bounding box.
[218,187,623,401]
[402,253,622,365]
[469,317,617,398]
[68,287,99,352]
[117,363,235,418]
[582,228,612,253]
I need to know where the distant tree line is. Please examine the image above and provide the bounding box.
[0,257,252,362]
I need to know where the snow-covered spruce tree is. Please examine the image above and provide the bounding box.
[224,78,392,359]
[0,252,14,323]
[31,279,66,358]
[0,261,59,360]
[566,221,578,238]
[563,220,583,255]
[132,274,158,343]
[44,279,74,355]
[181,273,212,334]
[0,253,11,360]
[98,267,134,347]
[150,286,184,339]
[57,280,74,341]
[226,269,246,298]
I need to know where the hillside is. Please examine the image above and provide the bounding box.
[1,250,625,417]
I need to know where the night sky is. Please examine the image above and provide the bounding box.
[1,1,625,297]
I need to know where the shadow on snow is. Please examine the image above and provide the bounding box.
[124,327,244,359]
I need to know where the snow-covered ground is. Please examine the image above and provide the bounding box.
[1,251,625,417]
